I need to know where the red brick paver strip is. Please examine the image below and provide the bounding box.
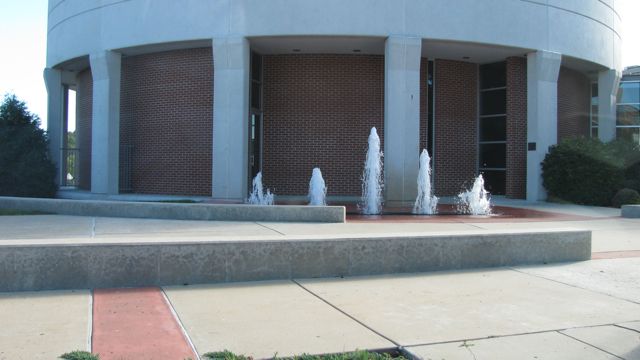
[92,287,197,360]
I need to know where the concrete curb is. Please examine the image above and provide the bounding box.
[0,230,591,292]
[0,196,345,223]
[621,205,640,218]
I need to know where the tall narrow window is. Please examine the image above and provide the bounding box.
[616,80,640,145]
[479,62,507,195]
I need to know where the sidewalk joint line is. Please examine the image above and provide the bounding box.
[88,289,94,352]
[557,331,625,359]
[402,322,639,348]
[91,217,96,238]
[255,222,287,236]
[613,323,640,334]
[507,267,640,306]
[160,287,201,360]
[291,279,400,347]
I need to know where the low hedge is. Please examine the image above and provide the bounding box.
[542,138,625,206]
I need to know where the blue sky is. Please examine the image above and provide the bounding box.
[1,0,639,129]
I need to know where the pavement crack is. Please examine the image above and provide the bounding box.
[255,222,286,236]
[291,279,400,347]
[557,331,625,360]
[507,267,640,306]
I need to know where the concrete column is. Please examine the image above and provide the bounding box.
[212,36,250,201]
[44,68,65,187]
[384,35,421,205]
[598,69,621,142]
[89,50,121,195]
[526,50,561,201]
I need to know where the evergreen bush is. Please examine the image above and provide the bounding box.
[0,94,57,198]
[542,137,624,206]
[611,188,640,208]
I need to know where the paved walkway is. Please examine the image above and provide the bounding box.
[0,201,639,359]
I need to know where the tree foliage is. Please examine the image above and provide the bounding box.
[0,94,57,198]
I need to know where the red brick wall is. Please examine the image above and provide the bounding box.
[506,57,527,199]
[76,68,93,191]
[120,48,213,196]
[557,66,591,141]
[262,54,384,196]
[434,59,478,196]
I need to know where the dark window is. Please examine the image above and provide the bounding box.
[251,81,261,109]
[480,89,506,115]
[251,53,262,82]
[480,143,507,169]
[427,60,434,157]
[481,170,506,195]
[480,62,506,89]
[480,116,507,142]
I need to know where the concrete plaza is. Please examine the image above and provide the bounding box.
[0,201,638,359]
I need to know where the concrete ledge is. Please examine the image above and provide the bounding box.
[0,196,345,223]
[0,230,591,292]
[621,205,640,218]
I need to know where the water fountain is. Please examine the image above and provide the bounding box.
[308,167,327,206]
[360,127,384,215]
[413,149,438,215]
[247,172,274,205]
[457,174,492,215]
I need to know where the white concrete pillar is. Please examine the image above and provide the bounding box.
[384,36,422,205]
[212,36,250,200]
[89,50,121,195]
[526,50,562,201]
[44,68,65,186]
[598,69,621,142]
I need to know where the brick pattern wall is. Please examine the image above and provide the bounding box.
[262,54,384,196]
[434,59,478,196]
[505,57,527,199]
[120,48,213,196]
[76,68,93,191]
[557,66,591,141]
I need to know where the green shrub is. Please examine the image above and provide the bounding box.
[609,139,640,182]
[622,179,640,192]
[542,137,625,206]
[611,188,640,208]
[59,351,100,360]
[0,94,57,198]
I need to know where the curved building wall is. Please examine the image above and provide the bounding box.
[47,0,621,71]
[262,54,384,196]
[119,48,213,196]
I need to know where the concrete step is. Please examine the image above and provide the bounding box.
[0,229,590,292]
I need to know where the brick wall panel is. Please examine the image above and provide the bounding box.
[506,57,527,199]
[557,66,591,141]
[119,48,213,196]
[76,69,93,191]
[262,54,384,196]
[434,59,478,196]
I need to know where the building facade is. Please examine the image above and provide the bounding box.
[45,0,623,203]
